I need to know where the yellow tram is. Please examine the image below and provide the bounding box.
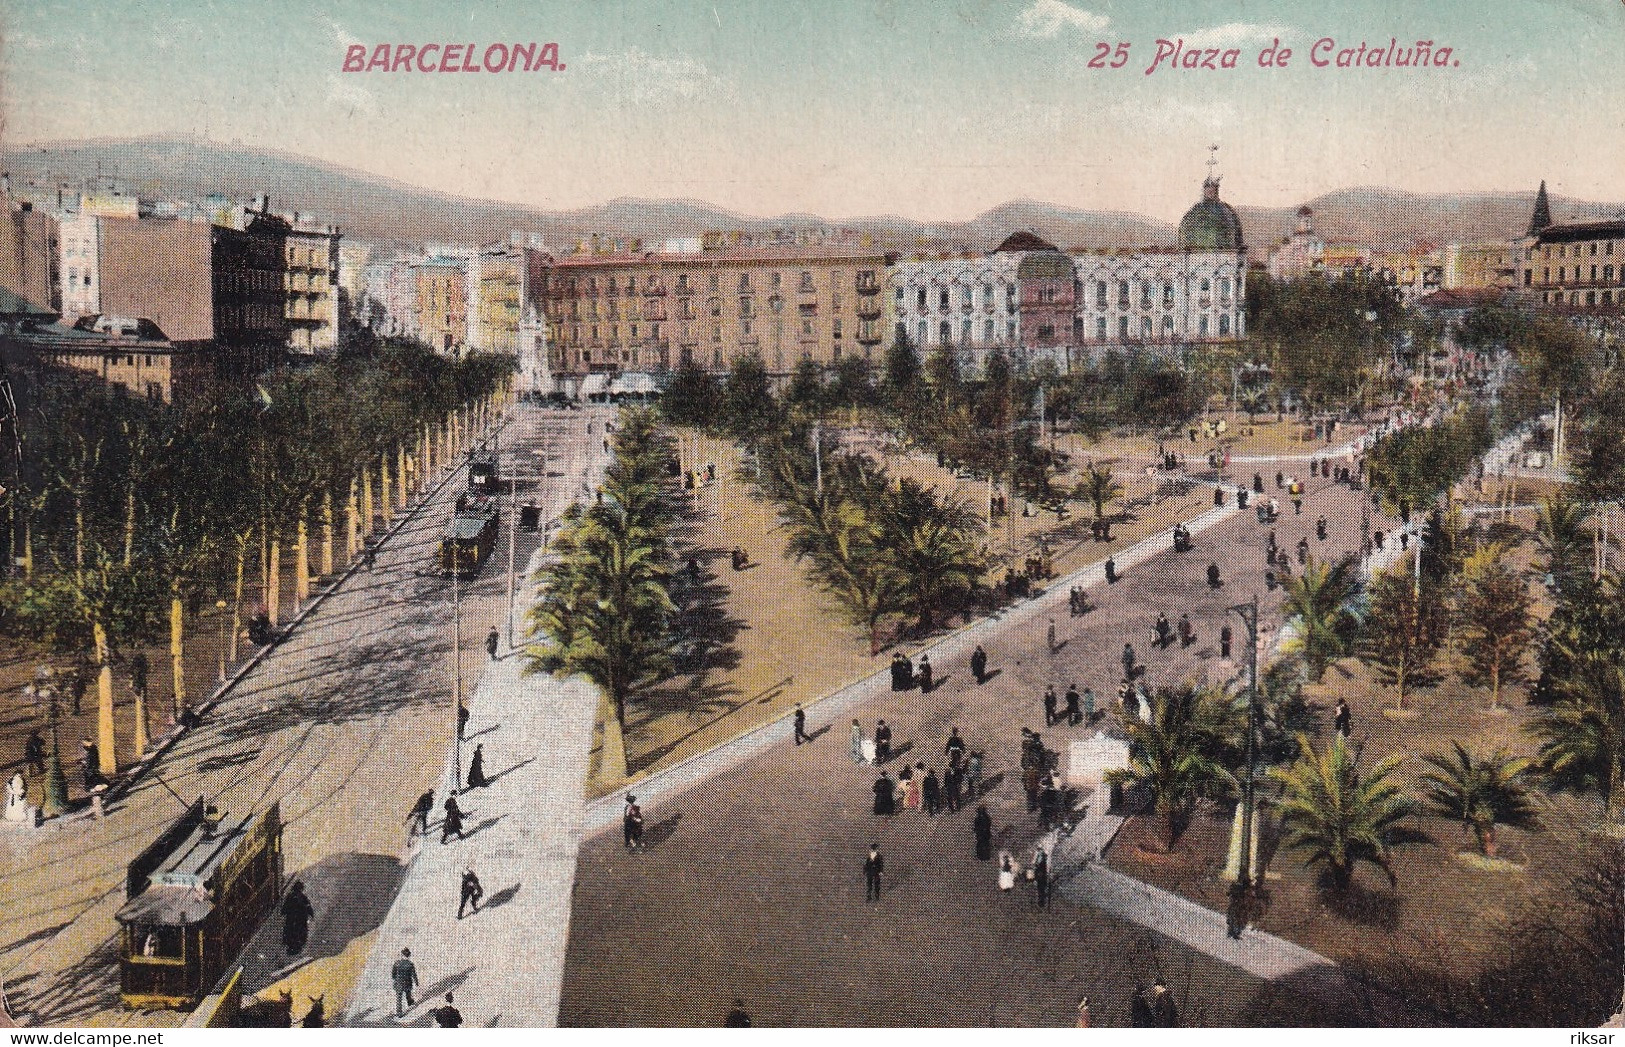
[115,800,283,1011]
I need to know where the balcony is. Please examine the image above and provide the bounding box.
[856,330,883,345]
[856,299,882,320]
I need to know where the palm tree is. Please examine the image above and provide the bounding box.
[1532,493,1590,595]
[1077,461,1124,520]
[1104,684,1242,850]
[1238,387,1270,424]
[1419,742,1538,857]
[1280,555,1361,680]
[1530,658,1625,824]
[1270,734,1413,894]
[875,478,985,631]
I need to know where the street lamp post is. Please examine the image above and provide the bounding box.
[1226,596,1261,936]
[215,599,229,682]
[27,667,68,817]
[452,563,464,794]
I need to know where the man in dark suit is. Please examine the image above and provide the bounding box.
[864,845,885,901]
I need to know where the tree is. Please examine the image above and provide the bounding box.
[1529,576,1625,823]
[1359,567,1447,710]
[785,358,827,415]
[882,329,922,410]
[1077,461,1124,520]
[874,478,985,631]
[1280,555,1361,681]
[720,352,781,442]
[1419,742,1538,857]
[1104,684,1242,850]
[1269,734,1414,894]
[1532,493,1591,596]
[660,363,723,429]
[1457,544,1534,711]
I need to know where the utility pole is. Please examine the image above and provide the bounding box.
[452,563,464,793]
[813,418,823,499]
[1226,595,1260,936]
[505,456,518,649]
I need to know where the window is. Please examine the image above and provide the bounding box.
[939,320,951,343]
[742,320,752,336]
[832,271,843,290]
[714,349,723,367]
[1140,283,1152,309]
[709,297,721,317]
[630,323,639,338]
[1162,316,1174,336]
[1140,317,1152,338]
[772,272,783,289]
[961,285,973,308]
[1220,277,1232,300]
[983,282,993,304]
[739,273,751,292]
[1038,324,1055,340]
[1163,282,1174,308]
[709,274,720,291]
[832,319,843,339]
[677,275,691,294]
[1007,320,1017,341]
[1118,317,1129,340]
[804,319,816,336]
[1096,316,1107,339]
[800,271,815,292]
[739,297,753,317]
[939,288,950,311]
[917,287,927,310]
[896,286,906,304]
[917,320,927,344]
[984,319,994,343]
[713,325,723,341]
[1606,265,1615,282]
[1199,316,1209,336]
[1117,281,1129,310]
[896,322,908,342]
[1219,314,1231,335]
[1199,277,1211,294]
[961,320,971,342]
[1095,281,1107,309]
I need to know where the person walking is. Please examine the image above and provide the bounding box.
[431,993,463,1028]
[873,772,896,816]
[944,762,963,813]
[1149,978,1180,1027]
[945,726,966,767]
[1022,764,1041,813]
[1075,996,1092,1028]
[970,644,987,684]
[409,790,434,837]
[917,654,933,694]
[623,794,645,849]
[1316,516,1328,541]
[903,766,923,811]
[1047,618,1057,653]
[923,768,942,815]
[440,796,466,844]
[457,702,469,741]
[1043,685,1058,727]
[466,744,487,789]
[792,704,811,746]
[864,844,885,901]
[1297,536,1310,565]
[973,804,993,860]
[485,628,499,660]
[1178,613,1194,648]
[1333,698,1352,738]
[1082,686,1096,725]
[1220,625,1233,660]
[874,719,892,764]
[457,867,484,919]
[1033,848,1050,909]
[998,852,1018,892]
[1104,555,1117,584]
[80,740,101,792]
[1122,642,1136,680]
[391,948,419,1018]
[1207,562,1222,589]
[24,730,45,777]
[281,880,314,955]
[850,719,865,764]
[966,750,983,800]
[1064,684,1081,726]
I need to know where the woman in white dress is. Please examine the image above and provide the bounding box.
[998,852,1019,891]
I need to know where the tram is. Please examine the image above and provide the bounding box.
[115,800,283,1011]
[438,495,500,578]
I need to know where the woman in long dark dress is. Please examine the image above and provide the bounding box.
[973,804,993,860]
[281,881,314,955]
[873,772,896,816]
[466,744,487,789]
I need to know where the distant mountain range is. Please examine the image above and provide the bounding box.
[5,136,1622,257]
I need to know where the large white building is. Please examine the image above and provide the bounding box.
[890,250,1023,372]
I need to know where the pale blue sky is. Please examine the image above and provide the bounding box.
[4,0,1622,221]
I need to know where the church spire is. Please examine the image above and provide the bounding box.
[1529,179,1552,236]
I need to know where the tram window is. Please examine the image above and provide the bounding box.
[136,925,184,959]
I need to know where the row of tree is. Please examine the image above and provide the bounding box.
[527,407,678,780]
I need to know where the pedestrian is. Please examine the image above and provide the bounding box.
[1400,530,1410,551]
[466,744,487,788]
[1297,537,1309,565]
[970,644,987,684]
[391,948,419,1018]
[903,765,923,810]
[945,727,966,767]
[917,654,933,694]
[485,628,499,660]
[431,993,463,1028]
[1043,685,1058,727]
[1374,529,1386,551]
[998,852,1018,891]
[1076,996,1092,1028]
[1253,473,1264,494]
[1104,555,1117,584]
[457,702,469,741]
[1022,764,1041,813]
[457,867,484,919]
[1122,642,1136,680]
[792,704,811,746]
[1220,624,1233,660]
[923,768,942,815]
[1064,684,1081,726]
[864,844,885,900]
[362,543,376,571]
[281,880,314,955]
[441,796,466,843]
[409,790,433,836]
[1038,774,1061,830]
[723,999,752,1027]
[1069,586,1080,616]
[1154,612,1171,648]
[1333,698,1351,738]
[1149,978,1179,1027]
[1207,562,1222,589]
[24,730,45,777]
[1316,516,1328,541]
[1130,983,1154,1027]
[974,804,993,860]
[966,750,983,799]
[874,719,892,764]
[873,771,896,816]
[890,652,911,692]
[78,739,99,793]
[1293,495,1303,515]
[850,719,865,764]
[1082,686,1096,725]
[945,762,963,812]
[1275,470,1284,489]
[623,794,645,849]
[1178,613,1194,648]
[1033,847,1050,908]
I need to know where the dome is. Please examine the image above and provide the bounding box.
[1178,177,1245,251]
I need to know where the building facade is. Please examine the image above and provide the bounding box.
[1520,220,1625,311]
[284,222,341,355]
[16,316,210,403]
[890,250,1022,374]
[415,257,469,354]
[467,246,523,353]
[1,193,59,313]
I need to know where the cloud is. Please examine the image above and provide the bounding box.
[1014,0,1110,39]
[323,16,362,49]
[4,29,48,52]
[325,74,377,117]
[575,47,735,106]
[1172,22,1293,49]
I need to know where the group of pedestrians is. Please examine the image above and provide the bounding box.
[867,724,980,817]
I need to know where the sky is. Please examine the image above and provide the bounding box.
[4,0,1624,223]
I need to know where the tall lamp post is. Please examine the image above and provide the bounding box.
[452,560,464,794]
[1225,595,1261,936]
[25,667,68,817]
